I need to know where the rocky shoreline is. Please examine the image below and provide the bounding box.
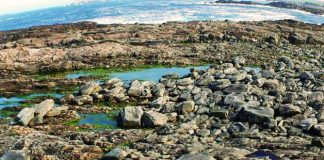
[0,20,323,159]
[213,0,324,15]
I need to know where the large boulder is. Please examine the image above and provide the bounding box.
[79,82,101,95]
[117,106,143,127]
[0,150,30,160]
[16,108,35,126]
[238,106,274,124]
[142,111,168,127]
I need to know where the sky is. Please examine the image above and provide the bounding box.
[0,0,85,15]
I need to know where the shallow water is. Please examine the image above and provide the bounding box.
[0,93,63,109]
[0,0,323,31]
[78,113,118,128]
[66,65,209,82]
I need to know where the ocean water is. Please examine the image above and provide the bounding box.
[0,0,323,31]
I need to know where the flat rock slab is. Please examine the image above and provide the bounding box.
[238,106,274,124]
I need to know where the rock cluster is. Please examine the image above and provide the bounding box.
[16,99,68,126]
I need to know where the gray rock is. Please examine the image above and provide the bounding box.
[263,79,279,89]
[299,118,318,131]
[150,96,168,108]
[228,122,248,134]
[153,83,165,97]
[278,104,301,117]
[180,101,195,114]
[238,106,274,124]
[46,106,68,117]
[209,107,228,119]
[103,148,127,160]
[224,84,250,94]
[16,108,35,126]
[177,78,194,86]
[104,78,123,89]
[314,123,324,136]
[208,79,231,91]
[177,153,215,160]
[223,94,244,107]
[128,80,143,97]
[79,82,101,95]
[197,76,215,86]
[142,111,168,127]
[118,106,143,127]
[0,150,30,160]
[300,71,315,81]
[233,56,246,67]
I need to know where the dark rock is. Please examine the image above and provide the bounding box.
[238,106,274,124]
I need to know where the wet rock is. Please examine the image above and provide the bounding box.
[142,111,168,127]
[103,148,127,160]
[177,153,215,160]
[238,106,274,124]
[79,82,101,95]
[16,108,35,126]
[117,106,143,127]
[0,150,30,160]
